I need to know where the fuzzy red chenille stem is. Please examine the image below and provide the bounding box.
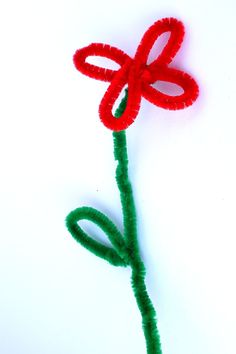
[73,17,199,131]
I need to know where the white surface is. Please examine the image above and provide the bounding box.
[0,0,236,353]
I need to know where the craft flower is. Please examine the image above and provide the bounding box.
[67,17,199,354]
[73,17,199,131]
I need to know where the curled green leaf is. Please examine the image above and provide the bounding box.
[66,206,129,267]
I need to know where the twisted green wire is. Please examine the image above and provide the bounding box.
[66,90,163,354]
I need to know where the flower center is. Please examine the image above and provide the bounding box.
[140,66,152,83]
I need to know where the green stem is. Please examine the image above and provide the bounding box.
[113,90,163,354]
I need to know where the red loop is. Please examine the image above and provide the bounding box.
[135,17,184,67]
[99,60,142,131]
[142,66,199,109]
[73,43,130,82]
[73,18,199,131]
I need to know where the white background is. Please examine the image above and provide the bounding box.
[0,0,236,353]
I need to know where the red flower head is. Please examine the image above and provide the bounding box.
[73,17,199,131]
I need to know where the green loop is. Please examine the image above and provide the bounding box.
[66,206,129,267]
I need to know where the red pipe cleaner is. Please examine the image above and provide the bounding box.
[73,17,199,131]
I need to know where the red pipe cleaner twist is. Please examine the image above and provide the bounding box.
[73,17,199,131]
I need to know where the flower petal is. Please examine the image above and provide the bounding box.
[99,60,142,131]
[73,43,130,82]
[142,66,199,110]
[134,17,184,69]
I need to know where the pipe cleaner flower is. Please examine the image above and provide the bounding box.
[66,17,199,354]
[73,17,199,131]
